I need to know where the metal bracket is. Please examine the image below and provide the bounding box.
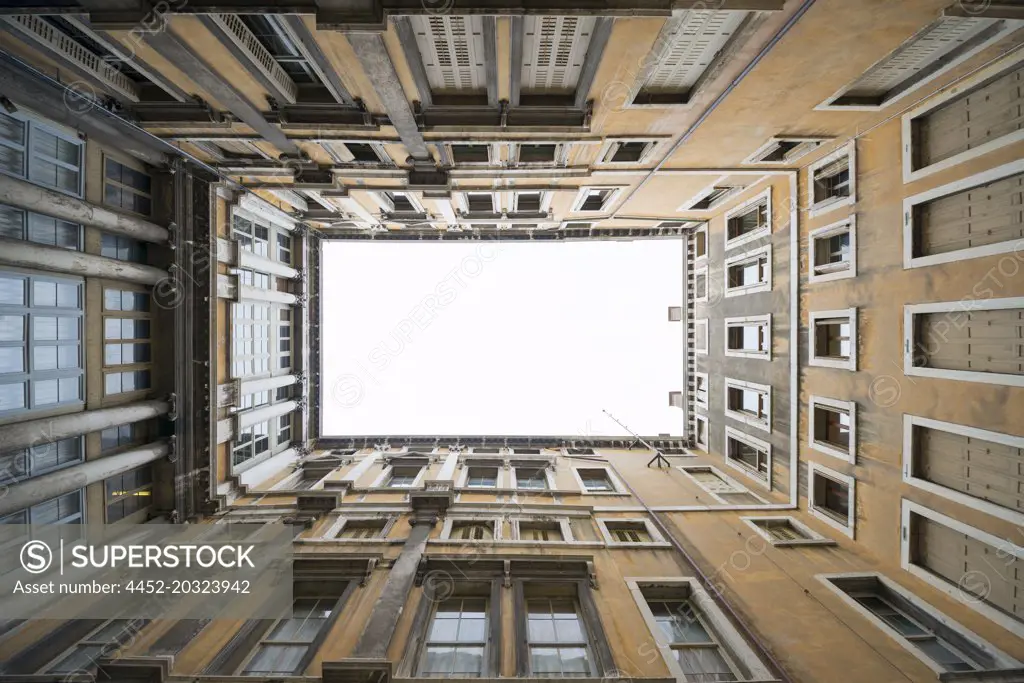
[587,561,597,590]
[167,392,179,421]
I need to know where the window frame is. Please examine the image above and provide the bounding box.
[511,190,551,214]
[723,377,770,433]
[693,371,709,413]
[677,465,766,505]
[318,139,393,166]
[237,596,341,676]
[571,186,621,214]
[903,297,1024,387]
[901,159,1024,269]
[692,222,708,264]
[808,143,856,217]
[723,426,771,489]
[0,204,83,251]
[571,466,624,495]
[723,243,771,297]
[902,413,1024,526]
[693,318,708,356]
[511,517,573,543]
[742,516,835,547]
[808,215,856,283]
[375,190,425,215]
[511,141,566,168]
[372,463,427,488]
[809,395,856,463]
[596,517,667,546]
[724,314,771,360]
[104,464,153,523]
[594,138,663,166]
[0,109,84,198]
[807,461,855,538]
[679,183,742,212]
[744,135,829,165]
[102,153,153,218]
[723,188,771,251]
[692,264,708,304]
[516,585,611,678]
[0,436,84,485]
[510,465,555,491]
[458,464,504,489]
[809,308,857,371]
[440,516,503,542]
[446,142,500,167]
[457,191,498,215]
[322,514,397,541]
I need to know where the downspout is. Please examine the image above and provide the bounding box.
[605,460,794,683]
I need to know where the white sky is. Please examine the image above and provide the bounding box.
[321,239,684,437]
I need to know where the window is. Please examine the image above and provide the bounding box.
[808,462,854,537]
[450,144,491,164]
[236,14,322,85]
[599,519,660,545]
[279,308,292,370]
[518,521,564,542]
[448,520,496,541]
[526,598,591,676]
[232,303,272,377]
[724,315,770,360]
[679,466,765,505]
[724,245,770,297]
[100,234,147,263]
[277,233,293,264]
[410,15,487,94]
[0,111,83,196]
[103,289,149,312]
[901,500,1023,635]
[45,619,137,673]
[902,414,1024,524]
[694,319,708,356]
[724,428,770,486]
[693,265,708,303]
[684,186,738,211]
[724,191,770,250]
[904,163,1024,269]
[905,60,1024,181]
[339,142,385,164]
[598,139,658,164]
[822,574,1021,675]
[809,144,854,215]
[104,370,151,395]
[464,466,499,488]
[516,143,559,165]
[724,379,770,433]
[0,272,83,415]
[277,413,292,445]
[809,217,855,283]
[100,424,136,452]
[906,298,1024,387]
[809,396,855,463]
[233,213,270,257]
[105,465,153,522]
[515,467,549,491]
[241,598,333,675]
[237,268,271,290]
[693,415,708,451]
[239,390,270,411]
[745,136,827,164]
[233,421,270,468]
[575,468,617,493]
[0,437,82,484]
[336,519,388,539]
[572,187,618,213]
[694,372,708,411]
[0,489,82,525]
[103,158,152,216]
[0,204,81,250]
[513,191,544,213]
[742,517,833,546]
[693,223,707,261]
[810,309,856,370]
[646,600,739,681]
[463,192,496,213]
[420,598,488,676]
[820,16,1012,109]
[382,191,420,213]
[387,466,422,488]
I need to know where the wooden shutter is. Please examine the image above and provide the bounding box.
[914,515,1022,623]
[918,308,1024,375]
[412,15,486,92]
[641,11,745,94]
[521,16,596,92]
[917,172,1024,257]
[918,65,1023,167]
[916,425,1023,513]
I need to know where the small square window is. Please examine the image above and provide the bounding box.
[518,144,557,164]
[809,144,855,215]
[576,468,615,493]
[809,462,854,537]
[336,519,387,539]
[810,218,855,282]
[344,143,381,163]
[604,520,654,544]
[725,316,770,359]
[574,188,617,213]
[464,193,495,213]
[725,192,770,249]
[518,521,563,542]
[451,144,491,164]
[449,520,495,541]
[385,192,417,213]
[387,466,421,488]
[744,517,833,546]
[465,466,498,488]
[693,266,708,303]
[724,245,771,297]
[724,428,770,485]
[811,309,856,370]
[515,467,548,490]
[810,396,856,463]
[601,140,655,164]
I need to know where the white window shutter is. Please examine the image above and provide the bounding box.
[412,15,487,92]
[642,10,746,93]
[521,16,597,92]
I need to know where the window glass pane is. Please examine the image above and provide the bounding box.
[35,378,58,405]
[675,648,737,681]
[0,277,25,305]
[0,347,23,373]
[0,381,25,411]
[243,644,305,675]
[33,281,56,307]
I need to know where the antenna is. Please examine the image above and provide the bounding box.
[602,409,671,468]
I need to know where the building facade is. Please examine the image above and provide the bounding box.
[0,0,1021,681]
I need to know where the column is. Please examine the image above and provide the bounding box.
[433,450,460,483]
[239,374,297,395]
[339,452,379,486]
[0,440,169,516]
[0,237,167,285]
[237,284,297,305]
[0,400,170,452]
[237,400,298,430]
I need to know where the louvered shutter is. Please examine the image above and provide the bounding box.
[918,66,1023,167]
[521,16,596,92]
[641,11,746,94]
[845,17,996,100]
[917,172,1024,257]
[918,308,1024,375]
[916,425,1023,513]
[412,15,486,92]
[914,515,1022,623]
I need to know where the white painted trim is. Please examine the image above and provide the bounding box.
[902,414,1024,526]
[625,577,774,683]
[723,377,771,434]
[509,464,556,491]
[900,499,1024,637]
[902,159,1024,269]
[818,571,1022,674]
[808,215,857,283]
[723,243,772,298]
[693,414,709,451]
[570,465,626,494]
[743,135,830,165]
[809,308,857,371]
[595,516,669,547]
[457,462,506,489]
[902,51,1024,183]
[723,188,772,252]
[693,223,708,265]
[371,463,427,488]
[570,185,623,213]
[238,194,297,230]
[694,371,709,413]
[694,318,708,356]
[742,516,835,546]
[723,426,772,490]
[904,297,1024,387]
[807,141,856,218]
[593,137,667,167]
[808,461,855,539]
[724,314,772,360]
[693,263,709,304]
[678,176,745,213]
[808,395,857,464]
[815,19,1021,112]
[677,464,766,505]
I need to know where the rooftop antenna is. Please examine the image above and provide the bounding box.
[602,409,671,468]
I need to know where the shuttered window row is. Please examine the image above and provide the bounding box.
[915,308,1024,376]
[521,17,595,93]
[914,172,1024,258]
